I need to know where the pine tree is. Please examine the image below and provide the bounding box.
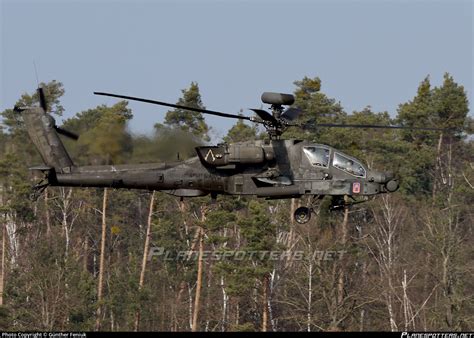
[223,118,257,143]
[63,102,133,165]
[162,82,210,142]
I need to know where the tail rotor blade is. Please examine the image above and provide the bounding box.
[38,87,48,112]
[54,126,79,140]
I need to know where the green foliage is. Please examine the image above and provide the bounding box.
[230,322,256,331]
[284,76,346,142]
[397,76,438,145]
[396,73,470,197]
[63,101,133,165]
[238,200,274,252]
[213,199,277,303]
[163,82,210,142]
[1,81,64,164]
[397,73,469,144]
[293,76,322,104]
[432,73,470,136]
[1,81,64,134]
[63,102,129,134]
[0,306,11,330]
[67,272,96,330]
[0,153,34,221]
[223,118,258,143]
[206,209,236,233]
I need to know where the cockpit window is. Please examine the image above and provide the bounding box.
[303,146,330,168]
[333,152,366,177]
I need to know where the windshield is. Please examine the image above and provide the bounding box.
[333,152,366,177]
[303,146,330,168]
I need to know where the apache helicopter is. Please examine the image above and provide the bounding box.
[16,87,443,224]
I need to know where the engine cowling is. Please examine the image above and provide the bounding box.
[196,144,271,167]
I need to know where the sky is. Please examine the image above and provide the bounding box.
[1,0,472,143]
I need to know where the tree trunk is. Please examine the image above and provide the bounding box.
[95,188,108,331]
[262,274,268,332]
[0,224,5,306]
[285,198,297,269]
[220,276,228,332]
[267,270,276,331]
[83,235,89,273]
[134,191,156,331]
[192,224,204,332]
[307,253,312,332]
[337,195,349,306]
[44,188,51,237]
[61,188,73,258]
[432,131,444,204]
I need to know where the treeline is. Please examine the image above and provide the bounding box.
[0,75,472,331]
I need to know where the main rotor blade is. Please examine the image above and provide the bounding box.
[54,126,79,140]
[281,107,303,121]
[303,123,447,131]
[249,109,279,125]
[94,92,252,121]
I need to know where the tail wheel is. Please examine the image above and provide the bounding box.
[294,207,311,224]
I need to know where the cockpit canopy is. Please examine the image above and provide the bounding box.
[303,146,330,168]
[332,152,366,177]
[303,145,366,178]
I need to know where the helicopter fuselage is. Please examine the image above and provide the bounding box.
[19,90,405,224]
[47,139,398,199]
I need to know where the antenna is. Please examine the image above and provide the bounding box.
[33,61,40,87]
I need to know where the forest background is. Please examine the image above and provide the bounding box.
[0,74,472,331]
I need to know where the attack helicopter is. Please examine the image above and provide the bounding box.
[16,87,443,224]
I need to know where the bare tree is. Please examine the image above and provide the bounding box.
[422,209,465,329]
[0,224,5,306]
[192,206,206,332]
[95,188,108,331]
[135,191,156,331]
[366,195,405,331]
[262,274,268,332]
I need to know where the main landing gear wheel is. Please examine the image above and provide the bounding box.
[294,207,311,224]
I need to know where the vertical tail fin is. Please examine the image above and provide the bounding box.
[20,105,75,173]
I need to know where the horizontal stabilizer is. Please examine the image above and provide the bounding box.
[29,165,54,172]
